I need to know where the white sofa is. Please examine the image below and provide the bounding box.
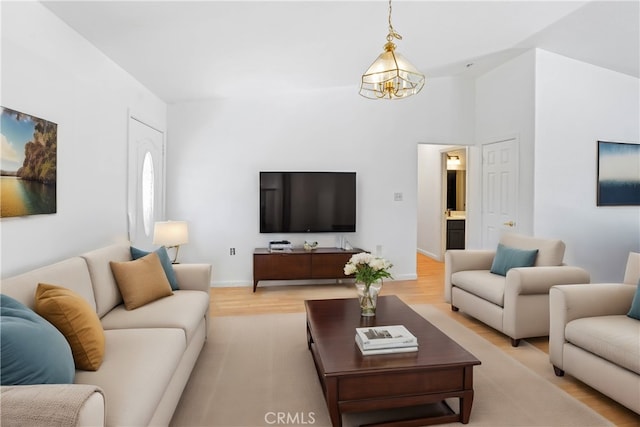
[1,243,212,426]
[445,233,591,346]
[550,252,640,414]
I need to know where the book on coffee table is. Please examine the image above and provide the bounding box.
[355,325,418,350]
[355,336,418,355]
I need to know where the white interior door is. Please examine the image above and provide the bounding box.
[482,138,518,248]
[128,116,165,250]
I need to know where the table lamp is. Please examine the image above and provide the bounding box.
[153,220,189,263]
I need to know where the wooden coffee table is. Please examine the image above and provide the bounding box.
[305,295,481,427]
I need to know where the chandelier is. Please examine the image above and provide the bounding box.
[359,0,425,100]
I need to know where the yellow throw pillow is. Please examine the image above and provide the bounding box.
[34,283,105,371]
[109,251,173,310]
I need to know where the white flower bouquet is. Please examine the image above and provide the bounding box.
[344,252,393,316]
[344,252,393,287]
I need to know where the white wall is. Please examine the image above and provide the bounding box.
[1,2,167,278]
[168,77,474,286]
[473,49,537,246]
[534,50,640,281]
[417,144,444,259]
[472,48,639,281]
[5,5,634,287]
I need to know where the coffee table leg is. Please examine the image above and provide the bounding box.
[460,390,474,423]
[325,377,342,427]
[460,365,475,423]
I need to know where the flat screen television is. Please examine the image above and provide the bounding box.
[260,171,356,233]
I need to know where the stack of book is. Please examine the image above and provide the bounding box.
[355,325,418,355]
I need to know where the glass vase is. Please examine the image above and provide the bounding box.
[355,281,383,317]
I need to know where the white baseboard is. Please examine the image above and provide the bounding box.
[209,276,421,288]
[210,280,252,288]
[210,279,353,288]
[390,274,418,281]
[417,248,443,262]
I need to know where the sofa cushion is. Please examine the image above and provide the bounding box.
[81,244,131,318]
[74,328,185,427]
[100,290,209,344]
[566,315,640,375]
[500,233,565,266]
[627,283,640,320]
[34,284,105,371]
[131,246,179,290]
[490,244,538,276]
[109,252,173,310]
[0,257,95,311]
[451,270,505,306]
[0,294,75,385]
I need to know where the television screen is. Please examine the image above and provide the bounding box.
[260,172,356,233]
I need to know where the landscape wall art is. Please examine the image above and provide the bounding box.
[597,140,640,206]
[1,106,57,218]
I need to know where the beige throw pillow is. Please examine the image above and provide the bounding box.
[35,283,106,371]
[109,252,173,310]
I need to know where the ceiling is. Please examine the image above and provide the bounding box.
[42,1,640,103]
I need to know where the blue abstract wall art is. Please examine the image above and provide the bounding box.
[597,141,640,206]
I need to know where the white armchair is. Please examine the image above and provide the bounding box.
[549,252,640,414]
[445,233,590,346]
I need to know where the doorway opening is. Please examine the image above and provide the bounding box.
[443,148,467,252]
[417,144,469,261]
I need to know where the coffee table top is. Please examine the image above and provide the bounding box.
[304,295,480,376]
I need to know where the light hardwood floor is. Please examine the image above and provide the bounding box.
[210,254,639,426]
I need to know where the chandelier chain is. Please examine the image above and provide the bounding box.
[387,0,402,42]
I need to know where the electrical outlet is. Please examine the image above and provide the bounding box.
[230,248,236,256]
[376,245,382,256]
[394,192,403,201]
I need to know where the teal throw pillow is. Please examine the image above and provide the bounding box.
[627,281,640,320]
[131,246,179,290]
[490,243,539,276]
[0,294,75,385]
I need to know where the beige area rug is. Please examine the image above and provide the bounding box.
[170,305,613,427]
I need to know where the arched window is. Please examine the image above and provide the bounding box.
[141,151,155,237]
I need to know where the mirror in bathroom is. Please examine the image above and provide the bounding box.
[446,150,466,212]
[446,170,466,211]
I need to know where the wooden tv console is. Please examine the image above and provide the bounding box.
[253,247,362,292]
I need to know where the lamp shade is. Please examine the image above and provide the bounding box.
[153,221,189,247]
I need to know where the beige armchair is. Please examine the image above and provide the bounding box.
[549,252,640,414]
[445,233,590,346]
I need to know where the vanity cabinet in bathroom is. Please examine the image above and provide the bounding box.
[446,219,466,249]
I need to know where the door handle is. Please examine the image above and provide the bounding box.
[503,221,515,227]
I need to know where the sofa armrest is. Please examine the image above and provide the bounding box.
[445,250,496,273]
[1,384,105,427]
[76,391,106,426]
[444,250,495,302]
[505,266,590,296]
[173,263,212,293]
[551,283,635,320]
[549,283,636,369]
